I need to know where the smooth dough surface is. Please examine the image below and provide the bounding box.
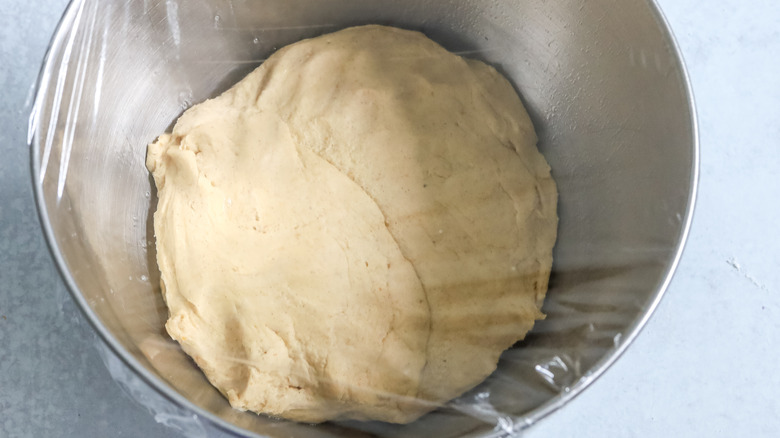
[147,25,558,424]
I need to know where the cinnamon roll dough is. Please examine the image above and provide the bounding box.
[147,25,558,424]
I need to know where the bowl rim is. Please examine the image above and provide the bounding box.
[29,0,699,436]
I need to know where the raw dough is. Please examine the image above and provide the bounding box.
[147,25,558,424]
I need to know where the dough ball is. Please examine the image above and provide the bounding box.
[147,24,558,424]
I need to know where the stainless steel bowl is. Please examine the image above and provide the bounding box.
[30,0,697,436]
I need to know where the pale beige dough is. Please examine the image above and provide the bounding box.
[147,24,558,424]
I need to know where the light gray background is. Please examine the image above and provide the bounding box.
[1,0,778,436]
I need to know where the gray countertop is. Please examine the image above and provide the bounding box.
[2,0,778,436]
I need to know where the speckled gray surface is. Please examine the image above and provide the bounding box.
[2,0,779,437]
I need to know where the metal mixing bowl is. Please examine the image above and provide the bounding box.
[30,0,697,436]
